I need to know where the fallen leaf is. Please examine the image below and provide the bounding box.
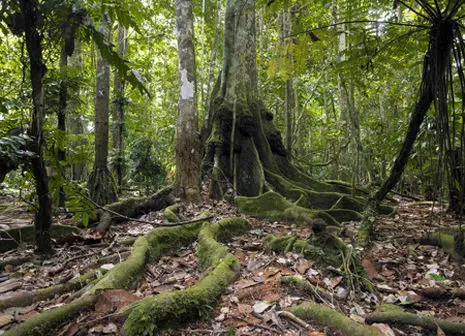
[253,301,274,314]
[437,325,446,336]
[371,323,395,336]
[296,259,312,274]
[95,289,138,314]
[362,259,377,279]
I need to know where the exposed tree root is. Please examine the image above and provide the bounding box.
[2,295,96,336]
[265,231,370,290]
[3,216,210,336]
[366,311,465,335]
[281,276,335,304]
[122,217,251,335]
[93,187,176,238]
[0,224,81,252]
[162,203,182,223]
[290,301,381,336]
[420,231,465,260]
[0,268,106,311]
[0,256,33,271]
[236,191,339,226]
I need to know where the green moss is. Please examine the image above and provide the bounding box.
[163,204,181,223]
[236,191,339,226]
[198,217,251,271]
[290,301,380,336]
[421,232,465,259]
[281,276,332,302]
[93,221,205,291]
[123,217,250,336]
[264,234,324,261]
[0,268,105,311]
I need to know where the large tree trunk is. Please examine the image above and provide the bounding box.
[203,0,364,206]
[88,17,118,205]
[19,0,53,253]
[111,24,127,192]
[175,0,201,201]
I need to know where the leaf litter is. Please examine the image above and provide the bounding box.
[0,195,464,335]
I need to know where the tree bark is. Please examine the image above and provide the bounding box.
[57,45,67,208]
[175,0,201,201]
[67,41,86,181]
[19,0,53,253]
[88,17,118,205]
[112,24,127,192]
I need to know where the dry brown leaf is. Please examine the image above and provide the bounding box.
[296,259,312,274]
[437,325,446,336]
[362,259,377,279]
[371,323,395,336]
[94,289,138,314]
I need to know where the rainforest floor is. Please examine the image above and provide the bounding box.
[0,190,464,336]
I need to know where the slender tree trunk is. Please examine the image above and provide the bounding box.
[112,24,127,192]
[57,45,67,208]
[19,0,53,253]
[282,9,294,155]
[175,0,201,201]
[88,17,117,205]
[67,41,86,181]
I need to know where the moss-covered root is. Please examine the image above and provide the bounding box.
[3,218,208,336]
[281,276,334,303]
[420,232,465,259]
[0,268,105,311]
[264,234,324,261]
[236,191,339,226]
[2,295,96,336]
[290,302,381,336]
[162,204,182,223]
[197,217,251,269]
[92,219,205,291]
[122,217,251,335]
[366,311,465,335]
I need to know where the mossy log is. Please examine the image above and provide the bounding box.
[0,268,106,311]
[0,224,81,252]
[281,276,334,303]
[366,311,465,335]
[290,301,381,336]
[3,216,209,336]
[122,217,251,335]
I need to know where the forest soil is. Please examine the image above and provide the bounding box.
[0,192,464,335]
